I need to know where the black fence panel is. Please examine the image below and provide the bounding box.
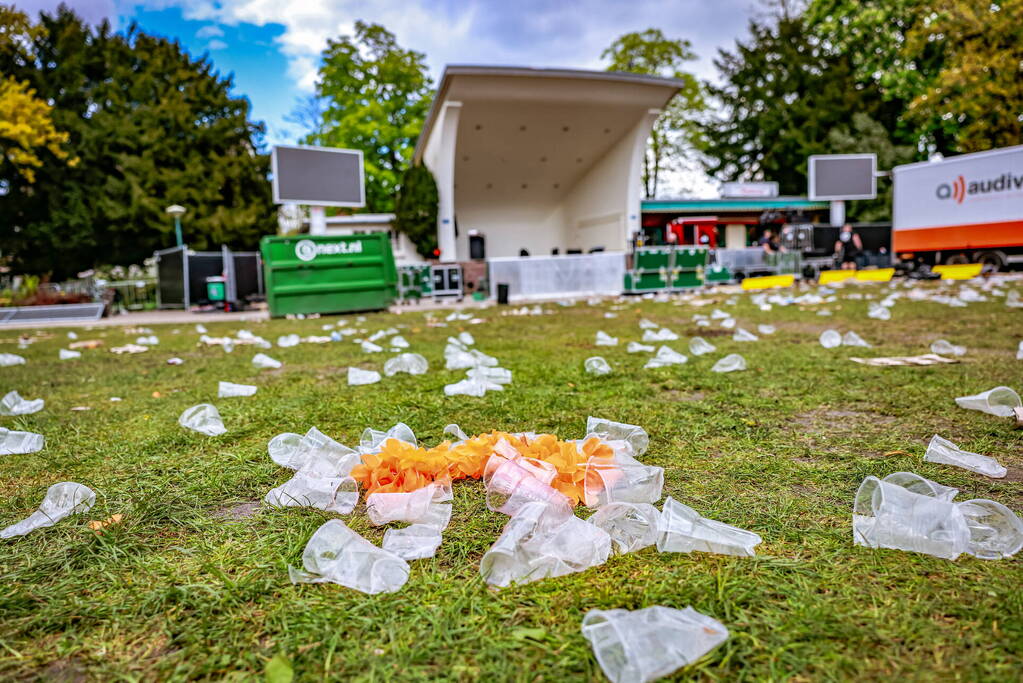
[156,246,187,308]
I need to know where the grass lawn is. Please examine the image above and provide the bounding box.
[1,280,1022,681]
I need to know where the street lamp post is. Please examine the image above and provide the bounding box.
[165,204,186,247]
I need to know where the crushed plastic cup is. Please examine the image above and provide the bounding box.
[483,452,570,517]
[218,381,257,398]
[0,427,45,455]
[178,403,227,436]
[868,303,892,320]
[277,334,300,347]
[135,335,159,346]
[59,349,81,360]
[0,353,27,366]
[480,500,611,587]
[957,498,1023,560]
[581,606,729,683]
[1,482,96,539]
[269,426,359,472]
[688,337,715,356]
[586,417,649,456]
[711,354,746,373]
[586,357,613,376]
[458,331,475,346]
[643,346,687,369]
[954,386,1022,417]
[710,309,729,319]
[719,318,736,329]
[1017,341,1023,360]
[389,335,410,349]
[589,502,661,554]
[367,482,452,527]
[853,473,970,559]
[657,496,761,556]
[924,434,1006,478]
[384,353,429,376]
[252,353,282,369]
[627,342,655,353]
[467,366,512,384]
[0,391,44,416]
[445,345,498,370]
[360,423,417,451]
[842,331,871,347]
[819,330,842,348]
[642,328,678,342]
[382,524,444,560]
[595,331,619,346]
[348,367,382,386]
[265,469,359,514]
[360,340,384,353]
[931,339,966,356]
[288,519,410,593]
[444,376,502,397]
[583,452,664,507]
[732,328,758,342]
[638,318,658,330]
[757,324,776,335]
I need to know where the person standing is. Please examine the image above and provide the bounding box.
[834,224,863,270]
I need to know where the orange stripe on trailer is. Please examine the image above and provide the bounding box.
[893,220,1023,252]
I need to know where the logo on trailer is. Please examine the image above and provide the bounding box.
[294,239,364,262]
[936,171,1023,203]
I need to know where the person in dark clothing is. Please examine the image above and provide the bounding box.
[758,229,784,254]
[834,224,863,270]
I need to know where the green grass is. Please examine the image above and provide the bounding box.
[1,281,1022,682]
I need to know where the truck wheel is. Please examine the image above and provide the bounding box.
[944,253,970,265]
[976,251,1005,271]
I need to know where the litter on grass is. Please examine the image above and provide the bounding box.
[657,496,762,556]
[643,346,687,369]
[853,471,1023,560]
[252,353,282,369]
[1,482,95,539]
[732,328,758,342]
[0,353,27,366]
[0,390,44,416]
[711,354,746,373]
[924,435,1007,478]
[383,353,428,376]
[588,502,660,554]
[688,337,715,356]
[627,342,655,353]
[757,324,776,335]
[850,354,958,367]
[931,339,966,356]
[595,331,619,346]
[0,427,45,455]
[582,606,729,683]
[955,386,1021,417]
[178,404,227,436]
[218,381,257,398]
[348,367,382,386]
[586,357,613,375]
[59,349,81,360]
[289,519,410,594]
[642,328,678,342]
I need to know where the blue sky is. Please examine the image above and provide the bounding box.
[17,0,759,194]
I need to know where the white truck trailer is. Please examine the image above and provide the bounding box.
[893,145,1023,270]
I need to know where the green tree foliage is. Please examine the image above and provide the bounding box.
[393,164,439,258]
[0,7,275,277]
[808,0,1023,154]
[307,22,433,213]
[601,29,706,197]
[699,14,914,218]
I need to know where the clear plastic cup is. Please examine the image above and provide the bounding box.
[657,497,761,556]
[954,386,1022,417]
[289,519,409,594]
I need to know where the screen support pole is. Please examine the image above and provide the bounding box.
[309,206,327,235]
[830,200,845,227]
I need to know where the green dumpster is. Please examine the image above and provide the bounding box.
[260,233,397,317]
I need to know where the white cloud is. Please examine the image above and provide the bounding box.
[206,38,228,50]
[195,24,224,39]
[156,0,752,93]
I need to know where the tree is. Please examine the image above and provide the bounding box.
[699,14,912,216]
[393,163,438,258]
[601,29,706,198]
[0,5,73,185]
[901,0,1023,153]
[308,22,433,213]
[807,0,1023,154]
[0,7,275,277]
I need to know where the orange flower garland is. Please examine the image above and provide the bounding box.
[350,431,616,505]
